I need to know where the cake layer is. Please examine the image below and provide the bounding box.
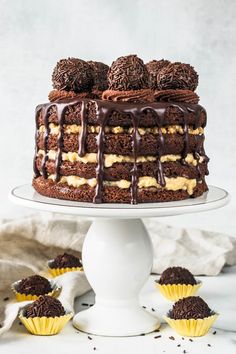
[37,132,204,156]
[33,176,208,203]
[36,100,207,128]
[35,156,208,180]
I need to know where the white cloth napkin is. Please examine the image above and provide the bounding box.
[0,213,236,335]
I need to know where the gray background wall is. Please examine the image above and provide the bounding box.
[0,0,235,233]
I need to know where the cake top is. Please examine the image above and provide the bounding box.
[48,55,200,104]
[25,295,65,318]
[169,296,213,320]
[159,266,197,285]
[49,252,82,269]
[17,274,52,295]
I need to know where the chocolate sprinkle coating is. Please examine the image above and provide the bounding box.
[156,62,199,91]
[146,59,170,89]
[17,275,52,295]
[169,296,212,320]
[159,266,196,285]
[52,58,94,92]
[25,295,65,318]
[108,54,149,91]
[87,61,109,91]
[50,252,82,269]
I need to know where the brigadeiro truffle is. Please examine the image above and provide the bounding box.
[108,54,149,91]
[159,266,197,285]
[169,296,213,320]
[49,253,82,269]
[156,62,199,91]
[16,275,52,296]
[25,295,65,318]
[87,61,109,91]
[146,59,170,89]
[52,58,94,92]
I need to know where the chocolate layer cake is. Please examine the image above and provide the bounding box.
[33,55,209,204]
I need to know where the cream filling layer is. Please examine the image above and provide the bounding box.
[38,123,204,136]
[47,175,197,195]
[37,150,204,168]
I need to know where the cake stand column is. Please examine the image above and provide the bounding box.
[73,218,160,336]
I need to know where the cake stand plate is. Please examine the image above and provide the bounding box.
[9,185,229,336]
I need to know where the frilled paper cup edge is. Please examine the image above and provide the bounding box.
[156,281,202,301]
[11,279,62,302]
[19,310,73,335]
[47,260,83,277]
[163,313,218,337]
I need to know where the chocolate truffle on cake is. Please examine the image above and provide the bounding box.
[108,54,149,91]
[159,266,197,285]
[169,296,213,320]
[25,295,65,318]
[17,275,52,296]
[87,61,109,91]
[52,58,94,92]
[146,59,170,89]
[50,253,82,269]
[156,62,199,91]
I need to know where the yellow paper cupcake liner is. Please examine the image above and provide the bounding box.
[163,314,218,337]
[12,280,61,302]
[48,266,83,277]
[19,312,72,336]
[156,282,202,301]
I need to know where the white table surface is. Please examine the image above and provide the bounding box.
[1,267,236,354]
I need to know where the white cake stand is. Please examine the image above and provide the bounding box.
[9,184,229,336]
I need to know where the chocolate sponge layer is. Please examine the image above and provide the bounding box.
[37,132,204,156]
[37,100,206,128]
[35,157,208,180]
[33,176,208,204]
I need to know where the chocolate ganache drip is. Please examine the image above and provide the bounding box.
[33,99,206,204]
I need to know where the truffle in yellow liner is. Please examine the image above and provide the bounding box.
[163,314,218,337]
[164,296,218,337]
[47,253,83,277]
[19,295,72,336]
[12,275,61,302]
[156,281,202,301]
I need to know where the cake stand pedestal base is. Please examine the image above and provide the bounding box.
[73,218,160,336]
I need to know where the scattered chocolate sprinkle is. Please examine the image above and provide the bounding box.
[82,303,89,306]
[207,344,211,347]
[93,348,97,351]
[146,59,170,89]
[212,330,217,335]
[169,296,212,320]
[3,297,9,301]
[87,61,109,91]
[154,335,162,339]
[108,54,149,91]
[142,306,146,309]
[17,275,52,296]
[182,337,185,340]
[159,266,196,285]
[25,295,65,318]
[50,253,82,269]
[154,329,160,332]
[52,58,94,93]
[183,350,187,353]
[140,333,145,336]
[156,62,198,91]
[169,336,175,340]
[189,338,193,342]
[151,308,155,312]
[177,344,181,347]
[88,336,92,340]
